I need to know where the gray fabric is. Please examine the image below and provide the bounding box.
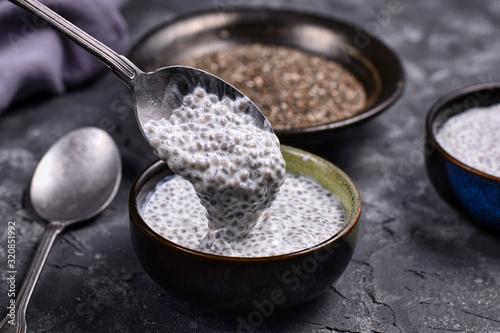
[0,0,129,112]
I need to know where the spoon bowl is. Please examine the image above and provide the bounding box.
[30,127,122,222]
[132,66,274,140]
[0,127,121,333]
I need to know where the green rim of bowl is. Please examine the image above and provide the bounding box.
[281,145,362,235]
[131,145,362,261]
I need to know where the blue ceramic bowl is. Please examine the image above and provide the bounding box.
[425,83,500,229]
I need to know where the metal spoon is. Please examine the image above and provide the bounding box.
[0,127,122,333]
[7,0,273,145]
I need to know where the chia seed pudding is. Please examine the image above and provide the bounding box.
[436,104,500,178]
[142,173,346,257]
[142,88,286,254]
[140,86,348,257]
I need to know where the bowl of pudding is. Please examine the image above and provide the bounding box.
[425,83,500,229]
[129,144,361,310]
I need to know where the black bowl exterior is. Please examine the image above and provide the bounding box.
[129,146,361,310]
[130,211,357,310]
[425,83,500,228]
[129,8,404,146]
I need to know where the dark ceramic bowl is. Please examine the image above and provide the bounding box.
[425,83,500,229]
[129,145,361,310]
[129,8,404,146]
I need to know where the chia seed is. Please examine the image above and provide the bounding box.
[181,43,367,130]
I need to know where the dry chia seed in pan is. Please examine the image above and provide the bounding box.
[182,43,367,130]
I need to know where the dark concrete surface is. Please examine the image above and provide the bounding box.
[1,0,500,332]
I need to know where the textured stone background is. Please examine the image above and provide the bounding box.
[1,0,500,332]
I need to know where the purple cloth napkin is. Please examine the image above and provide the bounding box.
[0,0,129,112]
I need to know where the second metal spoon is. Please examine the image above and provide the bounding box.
[0,127,122,333]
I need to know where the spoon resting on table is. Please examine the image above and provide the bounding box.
[0,127,122,333]
[6,0,273,147]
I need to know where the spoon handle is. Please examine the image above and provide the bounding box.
[0,221,65,333]
[7,0,139,86]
